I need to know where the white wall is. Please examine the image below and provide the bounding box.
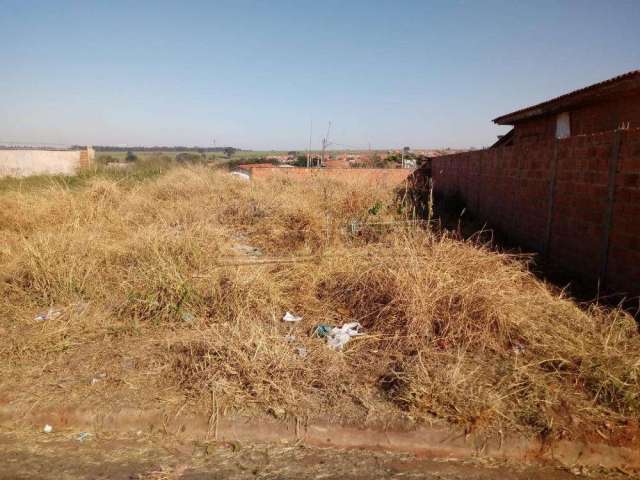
[0,150,83,177]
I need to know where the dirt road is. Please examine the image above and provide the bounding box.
[0,431,627,480]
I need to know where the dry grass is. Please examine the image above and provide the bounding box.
[0,162,638,442]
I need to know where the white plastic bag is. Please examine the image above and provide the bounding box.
[326,322,364,351]
[282,311,303,322]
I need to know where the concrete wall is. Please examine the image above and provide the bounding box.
[0,147,94,177]
[420,128,640,296]
[248,166,413,186]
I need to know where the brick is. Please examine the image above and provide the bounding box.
[427,128,640,296]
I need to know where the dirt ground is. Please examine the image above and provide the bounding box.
[0,430,631,480]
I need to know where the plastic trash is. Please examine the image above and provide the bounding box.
[90,372,107,385]
[76,432,92,442]
[34,308,63,322]
[348,219,361,235]
[282,311,303,322]
[326,322,364,351]
[313,324,333,338]
[230,171,250,181]
[43,424,53,433]
[181,312,195,323]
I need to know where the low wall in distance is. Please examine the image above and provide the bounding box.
[248,167,413,186]
[0,147,94,177]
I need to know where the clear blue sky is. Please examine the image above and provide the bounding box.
[1,0,638,150]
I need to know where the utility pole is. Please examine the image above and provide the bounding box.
[401,146,410,168]
[320,121,332,167]
[307,120,313,168]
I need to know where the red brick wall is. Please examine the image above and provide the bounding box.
[248,167,413,186]
[513,117,555,143]
[572,92,640,135]
[325,159,349,169]
[512,91,640,142]
[429,128,640,295]
[608,128,640,293]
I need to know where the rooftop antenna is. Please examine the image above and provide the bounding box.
[320,121,332,167]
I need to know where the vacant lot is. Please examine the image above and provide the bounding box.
[0,161,638,449]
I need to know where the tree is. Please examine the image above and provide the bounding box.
[125,151,138,162]
[293,155,308,167]
[223,147,237,158]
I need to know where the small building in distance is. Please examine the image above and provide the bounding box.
[492,70,640,147]
[324,158,350,168]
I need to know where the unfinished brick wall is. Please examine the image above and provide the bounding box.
[248,167,413,186]
[510,91,640,144]
[571,92,640,134]
[427,128,640,296]
[78,147,95,168]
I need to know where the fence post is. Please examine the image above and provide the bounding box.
[600,129,623,287]
[543,141,559,256]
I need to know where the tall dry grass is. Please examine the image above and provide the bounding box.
[0,163,638,441]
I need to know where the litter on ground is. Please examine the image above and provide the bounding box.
[313,324,332,338]
[326,322,364,351]
[90,372,107,385]
[282,311,303,322]
[230,171,250,181]
[75,432,92,442]
[43,424,53,433]
[34,308,63,322]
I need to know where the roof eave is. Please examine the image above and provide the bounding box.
[493,108,546,125]
[492,70,640,126]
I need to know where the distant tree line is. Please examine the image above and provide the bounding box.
[224,156,282,170]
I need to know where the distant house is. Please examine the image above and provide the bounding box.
[325,158,350,169]
[492,70,640,147]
